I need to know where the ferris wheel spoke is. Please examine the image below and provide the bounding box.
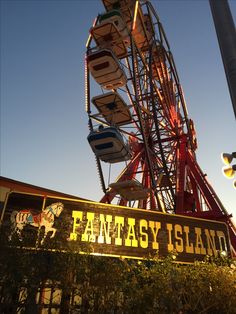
[129,40,160,196]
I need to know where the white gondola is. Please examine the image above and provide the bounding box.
[87,49,127,90]
[102,0,136,25]
[102,0,152,51]
[109,180,150,200]
[87,126,131,163]
[98,10,129,39]
[92,92,132,126]
[102,0,135,11]
[90,10,129,58]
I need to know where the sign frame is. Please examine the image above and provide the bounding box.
[0,191,232,264]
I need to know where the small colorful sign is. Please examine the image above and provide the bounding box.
[0,192,231,263]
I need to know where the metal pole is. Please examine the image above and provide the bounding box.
[209,0,236,119]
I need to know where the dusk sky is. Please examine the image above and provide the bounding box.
[1,0,235,222]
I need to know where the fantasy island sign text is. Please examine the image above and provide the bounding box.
[1,192,231,263]
[69,210,228,259]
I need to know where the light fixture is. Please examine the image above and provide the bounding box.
[221,152,236,165]
[222,164,236,179]
[221,151,236,189]
[220,250,227,258]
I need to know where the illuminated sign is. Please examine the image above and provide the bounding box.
[0,192,231,263]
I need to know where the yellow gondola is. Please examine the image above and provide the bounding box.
[109,179,150,200]
[90,10,130,57]
[92,91,132,125]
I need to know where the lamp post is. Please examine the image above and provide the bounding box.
[209,0,236,119]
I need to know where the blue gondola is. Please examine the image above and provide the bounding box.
[87,126,131,163]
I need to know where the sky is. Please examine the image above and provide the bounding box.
[1,0,235,223]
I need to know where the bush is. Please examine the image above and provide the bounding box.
[0,248,236,313]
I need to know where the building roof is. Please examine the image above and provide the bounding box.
[0,176,87,201]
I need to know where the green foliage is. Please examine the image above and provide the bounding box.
[0,246,236,313]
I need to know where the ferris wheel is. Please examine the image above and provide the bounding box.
[86,0,196,212]
[84,0,236,253]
